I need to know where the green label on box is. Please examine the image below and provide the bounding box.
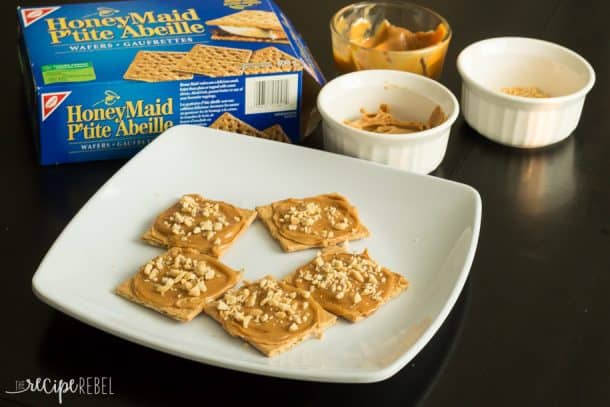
[41,62,95,84]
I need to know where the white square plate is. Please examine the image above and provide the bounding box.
[33,125,481,383]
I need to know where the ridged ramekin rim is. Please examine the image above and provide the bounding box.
[456,36,596,106]
[317,69,460,142]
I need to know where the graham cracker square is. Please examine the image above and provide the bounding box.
[263,124,291,143]
[256,193,370,252]
[141,194,257,258]
[123,51,194,82]
[209,112,270,138]
[284,247,409,322]
[174,44,252,77]
[244,46,302,75]
[203,276,336,356]
[115,247,241,322]
[210,113,291,143]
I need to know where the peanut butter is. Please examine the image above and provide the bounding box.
[257,193,370,253]
[351,19,447,52]
[332,16,449,78]
[204,276,336,356]
[142,194,257,257]
[115,247,242,322]
[130,248,240,310]
[271,195,361,246]
[345,104,446,134]
[218,279,318,340]
[287,248,408,322]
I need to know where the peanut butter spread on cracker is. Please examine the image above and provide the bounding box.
[204,276,335,355]
[257,193,370,252]
[286,248,408,322]
[272,194,362,246]
[142,194,256,257]
[129,248,240,310]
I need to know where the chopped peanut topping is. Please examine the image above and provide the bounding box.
[142,252,220,297]
[324,206,351,231]
[281,201,322,234]
[501,86,549,98]
[277,201,354,239]
[263,194,369,253]
[296,251,388,305]
[164,196,239,244]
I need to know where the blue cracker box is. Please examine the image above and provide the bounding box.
[18,0,325,165]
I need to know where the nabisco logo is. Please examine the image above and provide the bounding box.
[21,7,60,28]
[41,91,71,121]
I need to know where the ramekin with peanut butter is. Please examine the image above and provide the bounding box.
[331,2,451,79]
[317,70,459,174]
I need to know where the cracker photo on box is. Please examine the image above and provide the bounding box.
[206,10,289,44]
[123,51,194,82]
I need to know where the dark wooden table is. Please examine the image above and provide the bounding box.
[3,0,609,406]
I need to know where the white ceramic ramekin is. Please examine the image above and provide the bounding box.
[317,70,459,174]
[457,37,595,148]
